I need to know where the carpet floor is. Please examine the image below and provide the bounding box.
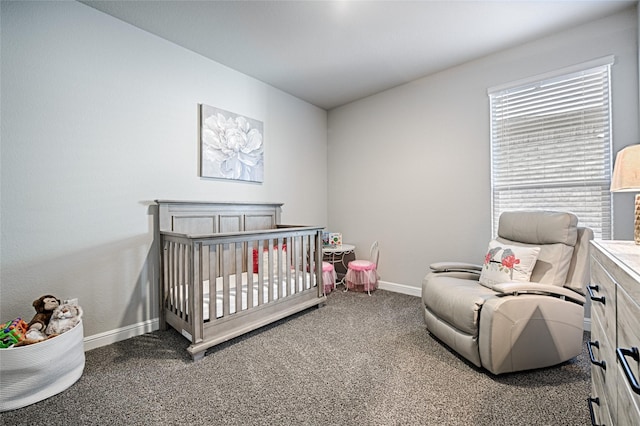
[0,289,591,425]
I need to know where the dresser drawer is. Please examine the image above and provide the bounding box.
[589,256,617,335]
[592,378,613,426]
[617,284,640,425]
[618,285,640,362]
[617,379,640,426]
[589,313,617,424]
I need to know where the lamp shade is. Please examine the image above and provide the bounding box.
[611,144,640,244]
[611,144,640,192]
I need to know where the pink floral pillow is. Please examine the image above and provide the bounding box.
[479,240,540,288]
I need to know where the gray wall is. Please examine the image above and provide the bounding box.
[0,1,328,347]
[327,8,639,295]
[1,2,638,348]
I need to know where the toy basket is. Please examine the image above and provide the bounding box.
[0,320,85,412]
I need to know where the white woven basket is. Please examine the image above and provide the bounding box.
[0,320,85,412]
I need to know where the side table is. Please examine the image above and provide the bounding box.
[322,244,356,287]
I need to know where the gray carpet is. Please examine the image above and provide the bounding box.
[1,290,590,425]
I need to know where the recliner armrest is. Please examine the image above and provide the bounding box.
[492,282,586,305]
[430,262,482,274]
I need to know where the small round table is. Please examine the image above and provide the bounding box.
[322,244,356,287]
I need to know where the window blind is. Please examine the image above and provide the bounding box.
[489,60,613,239]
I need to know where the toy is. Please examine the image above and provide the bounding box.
[13,327,50,347]
[45,304,83,335]
[27,295,60,332]
[0,318,28,348]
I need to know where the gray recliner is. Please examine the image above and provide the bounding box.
[421,211,593,375]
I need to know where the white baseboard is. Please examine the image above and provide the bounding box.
[378,280,421,297]
[82,284,592,351]
[83,318,159,351]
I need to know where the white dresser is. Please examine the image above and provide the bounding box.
[588,240,640,426]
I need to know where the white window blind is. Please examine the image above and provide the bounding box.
[489,59,613,239]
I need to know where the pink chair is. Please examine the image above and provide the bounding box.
[345,241,379,295]
[321,262,336,294]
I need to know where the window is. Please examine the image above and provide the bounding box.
[488,57,613,239]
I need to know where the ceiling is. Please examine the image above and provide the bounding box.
[81,0,637,110]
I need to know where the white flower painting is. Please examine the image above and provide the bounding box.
[200,104,264,182]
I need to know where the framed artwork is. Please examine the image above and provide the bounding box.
[199,104,264,183]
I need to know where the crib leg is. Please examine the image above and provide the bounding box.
[158,313,168,331]
[190,350,206,362]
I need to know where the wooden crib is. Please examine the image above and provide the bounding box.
[156,201,326,360]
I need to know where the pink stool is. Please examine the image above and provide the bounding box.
[322,262,336,294]
[345,241,379,295]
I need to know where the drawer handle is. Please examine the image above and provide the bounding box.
[587,284,605,304]
[616,346,640,395]
[587,397,604,426]
[587,341,606,370]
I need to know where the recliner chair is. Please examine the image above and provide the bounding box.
[421,211,593,375]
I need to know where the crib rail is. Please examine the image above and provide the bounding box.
[160,226,324,355]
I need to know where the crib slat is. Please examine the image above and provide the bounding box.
[284,238,289,295]
[246,241,253,310]
[164,241,170,312]
[176,242,183,316]
[169,242,175,314]
[161,241,167,312]
[267,243,274,302]
[235,242,243,313]
[174,242,180,317]
[209,244,217,321]
[181,244,189,321]
[274,239,277,298]
[166,241,172,313]
[255,240,263,306]
[315,231,322,296]
[173,242,179,315]
[177,243,183,318]
[301,236,308,291]
[290,236,297,294]
[222,243,230,317]
[308,234,314,291]
[308,234,313,290]
[287,236,300,293]
[192,242,203,342]
[278,238,284,299]
[172,242,178,310]
[186,243,192,321]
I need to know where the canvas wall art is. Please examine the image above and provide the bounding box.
[200,104,264,183]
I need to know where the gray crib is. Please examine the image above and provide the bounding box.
[156,201,326,360]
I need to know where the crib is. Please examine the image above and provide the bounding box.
[156,201,326,360]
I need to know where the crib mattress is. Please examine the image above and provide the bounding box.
[176,272,316,321]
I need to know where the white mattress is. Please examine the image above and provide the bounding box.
[175,272,316,321]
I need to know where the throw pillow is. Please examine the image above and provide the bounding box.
[495,238,574,287]
[479,240,540,288]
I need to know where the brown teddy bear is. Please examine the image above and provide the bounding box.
[27,295,60,332]
[13,295,61,346]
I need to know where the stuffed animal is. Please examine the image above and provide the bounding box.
[27,295,60,332]
[45,303,83,335]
